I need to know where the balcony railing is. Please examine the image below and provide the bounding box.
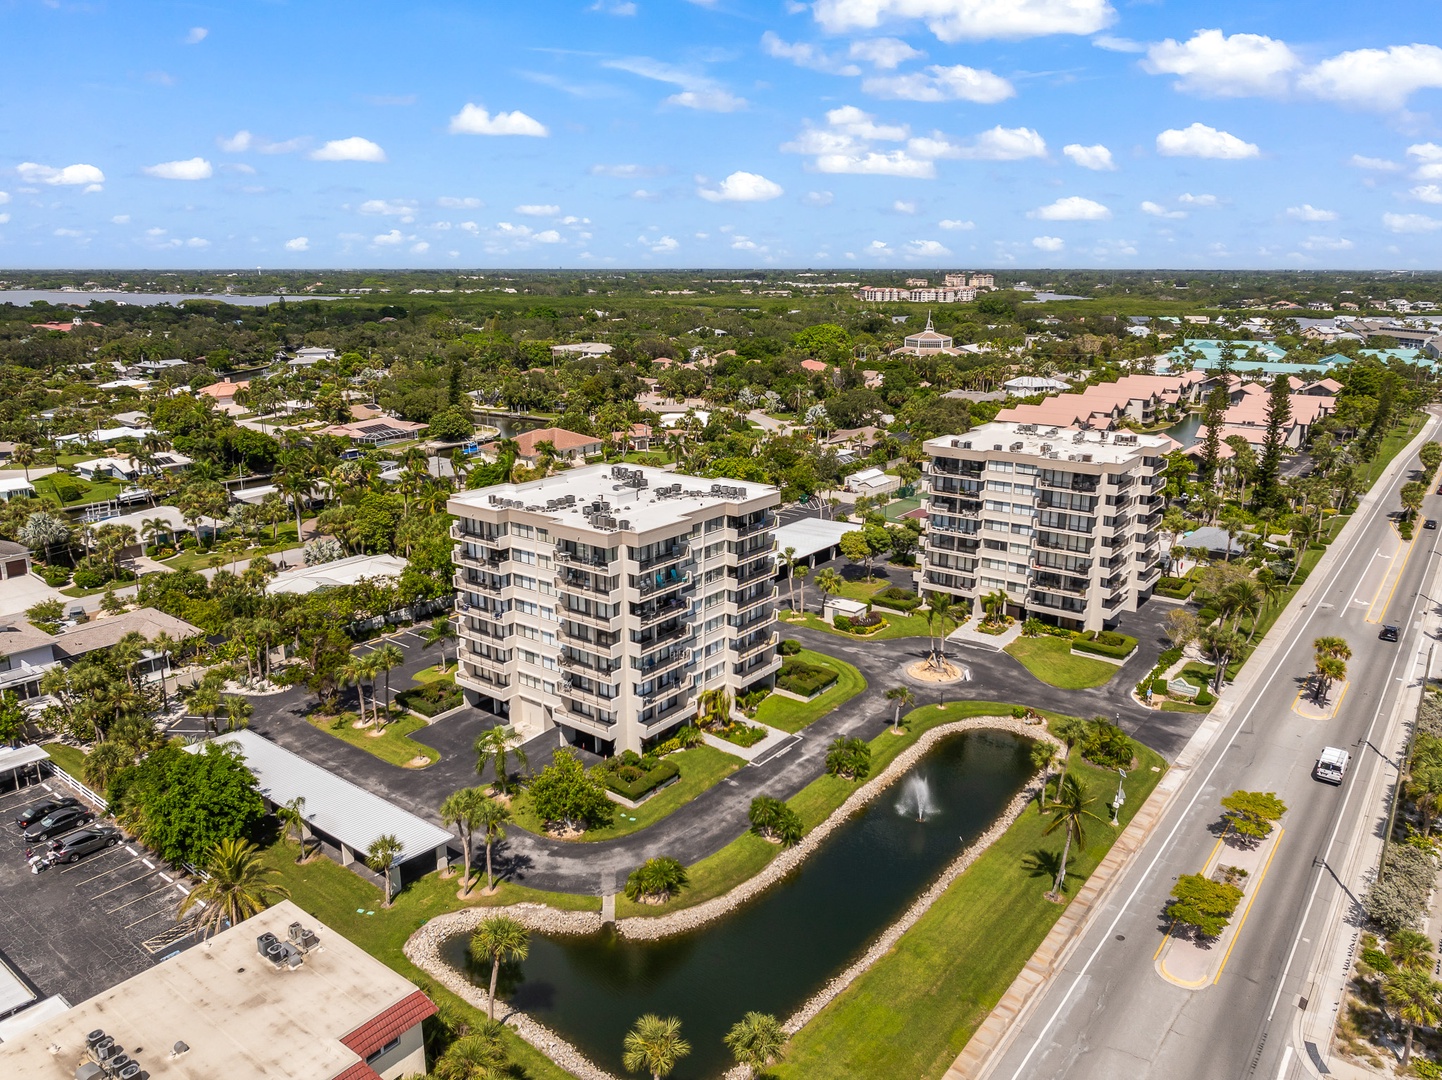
[732,513,775,537]
[451,524,508,546]
[556,570,619,598]
[560,677,621,708]
[731,631,776,659]
[559,648,621,674]
[557,622,624,651]
[560,605,620,630]
[554,699,617,728]
[1027,590,1087,614]
[634,646,691,678]
[643,693,696,727]
[635,542,689,573]
[455,571,507,595]
[734,652,780,679]
[634,596,689,627]
[733,605,772,632]
[732,584,775,611]
[636,568,691,598]
[633,622,690,651]
[1039,475,1098,493]
[555,546,610,569]
[732,557,773,585]
[1031,574,1089,597]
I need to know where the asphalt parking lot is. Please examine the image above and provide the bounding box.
[0,775,195,1005]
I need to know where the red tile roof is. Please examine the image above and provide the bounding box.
[339,989,437,1060]
[514,426,602,456]
[330,1063,385,1080]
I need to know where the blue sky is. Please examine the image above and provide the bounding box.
[3,0,1442,270]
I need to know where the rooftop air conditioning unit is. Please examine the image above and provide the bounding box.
[288,922,320,952]
[86,1032,108,1052]
[75,1064,104,1080]
[1010,442,1024,452]
[117,1065,141,1080]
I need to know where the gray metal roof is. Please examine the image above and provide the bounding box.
[772,517,863,562]
[0,745,49,776]
[199,731,453,864]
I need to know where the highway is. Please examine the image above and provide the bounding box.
[981,413,1442,1080]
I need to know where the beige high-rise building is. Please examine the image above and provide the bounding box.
[448,464,781,755]
[918,422,1168,632]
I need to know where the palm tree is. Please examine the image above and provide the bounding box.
[724,1012,787,1078]
[812,566,843,617]
[276,796,309,861]
[421,615,458,672]
[928,591,956,668]
[370,642,406,726]
[141,515,171,552]
[1389,929,1435,973]
[474,724,528,795]
[981,589,1008,627]
[1221,579,1263,636]
[176,838,289,938]
[622,1014,691,1080]
[221,694,252,732]
[82,739,132,793]
[366,834,403,905]
[1385,969,1442,1068]
[439,787,490,895]
[339,654,374,726]
[1044,774,1102,899]
[1199,626,1243,693]
[470,915,530,1023]
[884,686,914,734]
[475,796,510,894]
[11,442,35,482]
[1313,636,1352,703]
[1031,740,1059,812]
[433,1033,508,1080]
[781,545,800,613]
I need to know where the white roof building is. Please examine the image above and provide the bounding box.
[266,553,408,595]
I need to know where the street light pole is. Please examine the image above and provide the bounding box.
[1111,768,1127,826]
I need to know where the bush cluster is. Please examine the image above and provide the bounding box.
[1364,843,1438,934]
[395,680,462,717]
[872,586,922,612]
[748,795,802,846]
[1080,718,1135,770]
[595,751,680,802]
[777,657,839,697]
[1073,630,1138,659]
[777,638,802,656]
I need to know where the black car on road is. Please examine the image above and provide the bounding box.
[15,796,80,829]
[22,805,93,842]
[1427,520,1438,530]
[1381,624,1401,642]
[47,826,120,863]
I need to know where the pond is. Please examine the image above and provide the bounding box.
[1164,411,1205,448]
[443,729,1034,1078]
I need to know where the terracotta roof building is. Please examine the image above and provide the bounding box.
[513,426,604,463]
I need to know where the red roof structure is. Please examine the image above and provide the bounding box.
[330,1063,385,1080]
[340,989,437,1060]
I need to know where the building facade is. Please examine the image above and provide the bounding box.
[449,464,781,755]
[918,422,1168,632]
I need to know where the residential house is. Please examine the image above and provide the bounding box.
[198,379,251,407]
[0,540,31,582]
[0,477,36,502]
[317,417,428,446]
[513,427,604,464]
[550,342,614,360]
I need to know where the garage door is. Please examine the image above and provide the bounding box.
[4,560,26,579]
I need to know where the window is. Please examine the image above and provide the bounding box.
[1016,462,1038,475]
[514,575,536,592]
[519,672,542,689]
[516,600,538,616]
[1010,523,1033,536]
[366,1038,401,1065]
[704,639,725,657]
[520,648,540,665]
[705,541,725,559]
[537,528,549,541]
[513,548,536,565]
[985,500,1009,512]
[981,576,1006,590]
[540,605,557,622]
[1008,542,1030,555]
[514,524,535,539]
[703,615,724,634]
[988,460,1014,473]
[705,663,725,680]
[987,480,1012,493]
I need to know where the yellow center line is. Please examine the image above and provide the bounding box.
[1156,827,1231,960]
[1214,827,1285,984]
[1370,530,1419,623]
[1154,919,1177,961]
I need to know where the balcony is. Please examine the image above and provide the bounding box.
[634,621,690,651]
[639,676,689,705]
[451,523,508,547]
[636,568,691,598]
[558,622,624,653]
[560,604,620,630]
[556,570,619,598]
[560,677,621,708]
[733,605,772,632]
[634,596,689,627]
[732,584,775,612]
[921,570,976,592]
[560,648,622,674]
[731,631,776,659]
[1027,590,1088,614]
[454,571,508,595]
[1039,475,1099,493]
[735,651,781,680]
[1031,556,1092,576]
[458,662,511,692]
[1036,494,1098,513]
[554,700,617,729]
[635,541,689,573]
[732,557,773,585]
[731,512,775,537]
[643,692,697,728]
[1031,573,1089,597]
[634,646,691,678]
[555,545,610,570]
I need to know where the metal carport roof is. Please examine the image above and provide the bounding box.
[194,731,452,866]
[772,518,863,563]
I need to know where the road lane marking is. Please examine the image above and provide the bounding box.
[1002,412,1439,1080]
[1153,919,1177,960]
[1276,1044,1293,1080]
[1369,530,1419,623]
[1349,550,1386,608]
[1215,828,1285,984]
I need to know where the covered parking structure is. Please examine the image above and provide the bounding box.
[0,745,50,792]
[772,517,863,570]
[197,731,453,893]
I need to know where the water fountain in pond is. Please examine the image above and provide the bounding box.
[896,774,940,822]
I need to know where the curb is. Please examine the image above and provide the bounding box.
[949,412,1439,1080]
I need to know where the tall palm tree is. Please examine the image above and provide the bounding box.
[439,787,487,895]
[82,740,132,793]
[421,615,458,672]
[141,515,171,552]
[724,1012,787,1078]
[475,796,511,894]
[276,796,309,861]
[928,591,956,668]
[812,566,843,617]
[474,724,528,795]
[781,546,800,613]
[622,1014,691,1080]
[366,834,403,905]
[11,442,35,482]
[884,686,915,734]
[339,655,374,725]
[433,1033,508,1080]
[1031,740,1059,812]
[222,694,253,732]
[1044,774,1103,899]
[370,642,406,726]
[1385,969,1442,1068]
[176,838,289,938]
[470,915,530,1023]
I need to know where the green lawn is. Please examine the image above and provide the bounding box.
[256,838,591,1080]
[510,744,745,843]
[1161,699,1214,713]
[773,739,1167,1080]
[1003,636,1119,690]
[754,648,866,733]
[617,700,1079,920]
[781,607,932,640]
[31,473,123,506]
[411,663,458,685]
[60,583,120,598]
[304,712,441,768]
[42,742,89,779]
[1365,413,1426,486]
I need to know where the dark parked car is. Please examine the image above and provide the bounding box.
[22,805,92,842]
[1381,625,1400,642]
[1427,520,1438,530]
[15,796,80,829]
[47,826,120,864]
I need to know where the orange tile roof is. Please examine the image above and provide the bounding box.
[330,1063,385,1080]
[515,426,603,455]
[339,989,436,1061]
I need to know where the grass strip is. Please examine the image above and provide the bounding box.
[42,742,89,779]
[754,648,866,734]
[304,712,441,768]
[1003,636,1119,690]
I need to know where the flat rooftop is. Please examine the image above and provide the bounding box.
[926,422,1172,466]
[3,900,432,1079]
[450,463,778,534]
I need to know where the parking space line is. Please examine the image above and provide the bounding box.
[88,871,158,900]
[58,846,128,874]
[71,857,147,885]
[125,907,173,930]
[106,883,176,915]
[159,872,172,882]
[141,859,154,869]
[125,846,137,855]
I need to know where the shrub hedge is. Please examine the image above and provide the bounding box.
[777,658,840,697]
[1073,630,1138,659]
[778,638,802,656]
[1154,576,1195,599]
[598,757,681,801]
[872,586,922,611]
[396,680,462,717]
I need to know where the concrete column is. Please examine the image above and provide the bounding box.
[339,842,354,866]
[435,843,449,874]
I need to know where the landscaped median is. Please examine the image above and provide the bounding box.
[1004,635,1118,690]
[303,711,440,768]
[749,647,866,734]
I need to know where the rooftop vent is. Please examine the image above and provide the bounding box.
[171,1042,190,1058]
[287,921,320,952]
[1010,442,1024,452]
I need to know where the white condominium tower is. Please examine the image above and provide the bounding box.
[448,464,781,755]
[919,422,1169,632]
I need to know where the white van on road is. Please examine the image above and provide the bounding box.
[1313,747,1350,785]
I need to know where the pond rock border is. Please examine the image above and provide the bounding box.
[406,715,1058,1080]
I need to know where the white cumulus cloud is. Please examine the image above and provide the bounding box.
[142,157,212,180]
[284,237,309,251]
[1030,195,1110,220]
[218,131,253,152]
[185,27,208,44]
[1062,143,1115,170]
[1383,212,1442,232]
[1411,185,1442,204]
[906,239,950,257]
[16,162,105,186]
[1032,235,1065,252]
[668,89,748,111]
[515,204,561,216]
[0,192,8,205]
[698,171,784,202]
[894,199,918,214]
[1300,236,1353,251]
[110,214,129,224]
[803,190,835,206]
[1156,123,1259,159]
[448,104,550,137]
[850,37,924,68]
[1286,204,1338,221]
[439,196,484,209]
[1142,30,1299,97]
[185,237,209,248]
[643,235,679,253]
[810,0,1116,42]
[1177,193,1219,206]
[761,32,862,75]
[1141,201,1186,219]
[410,241,430,254]
[374,229,406,245]
[1350,155,1400,171]
[310,137,387,162]
[955,125,1048,160]
[359,199,416,222]
[1300,44,1442,111]
[862,64,1014,103]
[939,218,974,230]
